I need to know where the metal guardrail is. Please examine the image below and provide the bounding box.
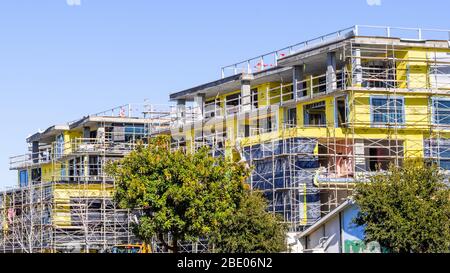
[67,103,178,126]
[355,25,450,41]
[220,25,450,78]
[220,26,355,78]
[9,134,149,170]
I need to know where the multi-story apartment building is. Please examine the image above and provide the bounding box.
[168,25,450,232]
[2,25,450,252]
[0,104,172,253]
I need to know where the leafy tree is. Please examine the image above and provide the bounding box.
[354,159,450,253]
[211,191,288,253]
[106,136,250,253]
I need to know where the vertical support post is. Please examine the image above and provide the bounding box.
[354,139,366,173]
[32,141,39,164]
[194,93,205,121]
[176,99,186,126]
[352,48,363,87]
[241,74,253,113]
[293,65,305,100]
[327,51,337,93]
[280,83,284,104]
[407,64,411,89]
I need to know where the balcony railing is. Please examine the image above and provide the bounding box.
[9,153,51,170]
[177,64,450,127]
[194,70,349,124]
[67,103,178,127]
[9,135,149,170]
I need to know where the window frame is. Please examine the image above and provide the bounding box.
[19,170,28,187]
[304,101,327,127]
[431,97,450,128]
[369,95,405,128]
[285,107,298,128]
[334,95,349,128]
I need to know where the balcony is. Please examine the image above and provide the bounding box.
[173,60,450,132]
[9,152,52,170]
[9,135,151,170]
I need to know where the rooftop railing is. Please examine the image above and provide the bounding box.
[220,25,450,78]
[67,103,178,126]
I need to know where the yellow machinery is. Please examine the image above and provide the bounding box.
[111,244,152,254]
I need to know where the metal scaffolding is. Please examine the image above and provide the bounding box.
[1,104,175,253]
[172,30,450,232]
[3,26,450,251]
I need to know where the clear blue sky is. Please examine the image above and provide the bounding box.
[0,0,449,187]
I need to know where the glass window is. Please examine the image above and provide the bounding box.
[125,124,146,142]
[19,170,28,187]
[371,97,404,125]
[433,99,450,126]
[55,134,64,159]
[424,138,450,170]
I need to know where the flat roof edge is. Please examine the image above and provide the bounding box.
[169,74,241,100]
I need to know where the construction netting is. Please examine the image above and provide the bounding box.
[243,138,321,231]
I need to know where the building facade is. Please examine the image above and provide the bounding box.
[168,25,450,232]
[1,104,172,253]
[2,25,450,252]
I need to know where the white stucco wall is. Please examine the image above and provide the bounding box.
[302,213,342,253]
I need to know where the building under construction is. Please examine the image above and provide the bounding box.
[0,104,174,253]
[168,25,450,232]
[2,25,450,252]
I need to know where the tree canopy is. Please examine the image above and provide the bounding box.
[106,136,287,253]
[211,191,288,253]
[354,159,450,253]
[106,136,249,252]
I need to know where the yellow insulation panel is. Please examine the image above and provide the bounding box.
[52,184,113,227]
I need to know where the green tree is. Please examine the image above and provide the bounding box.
[354,159,450,253]
[211,191,288,253]
[106,136,250,253]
